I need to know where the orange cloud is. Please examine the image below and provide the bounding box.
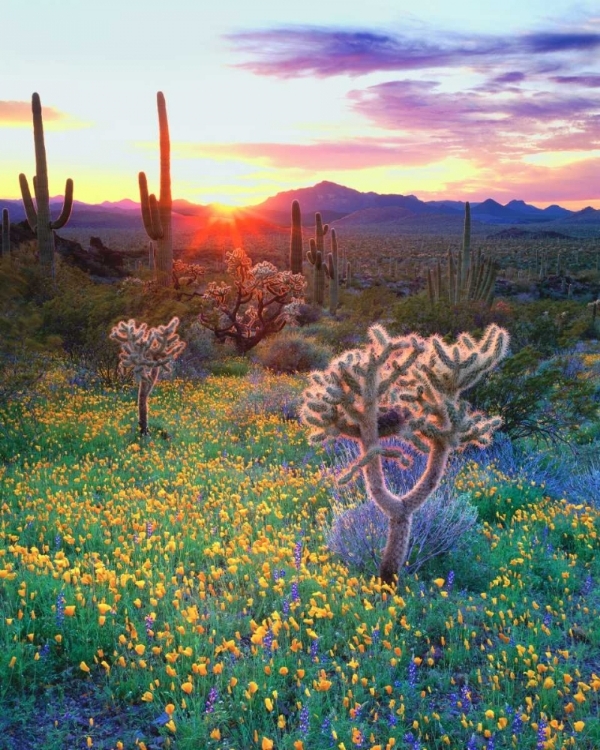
[0,100,68,127]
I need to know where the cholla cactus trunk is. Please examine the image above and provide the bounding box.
[1,208,9,257]
[301,324,509,585]
[137,370,160,435]
[139,92,172,287]
[290,200,303,274]
[19,93,74,279]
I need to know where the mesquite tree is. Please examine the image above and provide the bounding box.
[110,317,185,434]
[199,247,306,353]
[301,323,509,584]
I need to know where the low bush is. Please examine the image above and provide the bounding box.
[253,330,333,373]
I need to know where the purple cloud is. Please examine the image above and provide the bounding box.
[227,25,600,79]
[551,75,600,87]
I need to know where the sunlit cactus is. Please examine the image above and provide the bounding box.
[1,208,9,257]
[19,93,74,278]
[109,317,185,435]
[300,323,509,585]
[139,92,173,287]
[290,200,303,274]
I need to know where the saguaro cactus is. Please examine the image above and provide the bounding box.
[428,202,497,307]
[306,212,328,306]
[325,227,339,315]
[19,93,73,278]
[139,92,173,287]
[290,200,303,274]
[301,323,509,584]
[109,317,185,434]
[1,208,9,257]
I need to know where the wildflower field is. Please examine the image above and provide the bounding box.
[0,370,598,750]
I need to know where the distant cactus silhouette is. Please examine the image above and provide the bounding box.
[1,208,9,257]
[301,323,509,584]
[19,93,73,278]
[306,212,328,306]
[325,228,340,315]
[290,200,303,275]
[428,202,497,307]
[110,317,185,434]
[139,92,172,287]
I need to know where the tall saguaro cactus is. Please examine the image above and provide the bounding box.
[428,201,497,307]
[301,324,508,584]
[325,227,339,315]
[1,208,9,257]
[19,93,74,278]
[139,92,173,287]
[306,212,328,306]
[290,200,303,274]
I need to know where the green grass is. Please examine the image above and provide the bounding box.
[0,369,598,750]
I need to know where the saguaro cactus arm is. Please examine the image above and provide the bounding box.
[19,174,38,232]
[301,323,509,583]
[51,178,74,229]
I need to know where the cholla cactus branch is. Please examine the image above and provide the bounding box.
[300,323,509,584]
[109,317,185,434]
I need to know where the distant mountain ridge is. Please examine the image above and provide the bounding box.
[1,181,599,235]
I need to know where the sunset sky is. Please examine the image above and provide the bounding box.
[1,0,599,209]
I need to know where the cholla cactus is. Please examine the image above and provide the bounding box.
[301,323,509,584]
[199,247,306,353]
[109,317,185,434]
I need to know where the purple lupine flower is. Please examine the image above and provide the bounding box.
[291,581,300,602]
[294,540,303,570]
[40,643,50,659]
[388,711,398,727]
[146,521,153,538]
[486,736,496,750]
[145,614,154,638]
[408,659,418,688]
[512,710,523,735]
[582,573,593,595]
[371,628,380,645]
[299,706,310,735]
[460,684,472,712]
[282,597,290,615]
[446,570,455,592]
[263,629,274,654]
[466,736,478,750]
[543,612,552,628]
[54,534,61,549]
[404,732,421,750]
[537,717,548,749]
[310,638,319,659]
[55,592,66,627]
[205,686,218,713]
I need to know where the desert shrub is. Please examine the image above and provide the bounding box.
[253,330,332,373]
[172,320,216,379]
[294,303,323,327]
[324,439,478,576]
[301,316,365,353]
[470,345,599,444]
[209,356,250,377]
[235,369,303,422]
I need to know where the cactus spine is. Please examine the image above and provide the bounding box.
[325,228,339,315]
[290,200,303,274]
[428,201,497,307]
[19,93,74,278]
[1,208,9,257]
[139,92,172,287]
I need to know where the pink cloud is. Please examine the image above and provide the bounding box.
[0,100,66,125]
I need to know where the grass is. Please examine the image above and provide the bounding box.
[0,368,599,749]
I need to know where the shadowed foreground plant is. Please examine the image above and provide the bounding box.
[301,323,509,584]
[109,317,185,434]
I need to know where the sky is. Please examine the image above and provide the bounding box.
[1,0,599,209]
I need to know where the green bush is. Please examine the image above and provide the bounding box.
[252,330,333,373]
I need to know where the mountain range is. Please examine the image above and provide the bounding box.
[2,181,599,237]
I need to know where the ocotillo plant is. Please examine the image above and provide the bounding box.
[306,212,328,306]
[301,323,509,585]
[1,208,9,257]
[139,92,173,287]
[109,317,185,435]
[290,200,303,274]
[428,202,497,307]
[325,227,340,315]
[19,93,74,279]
